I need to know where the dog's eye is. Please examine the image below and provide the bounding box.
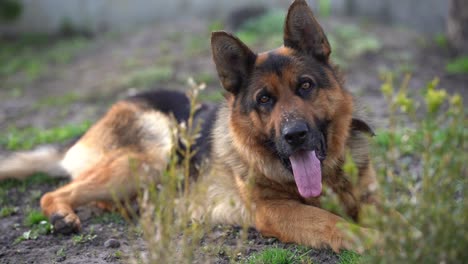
[258,95,271,104]
[297,77,316,97]
[299,79,315,91]
[302,81,311,90]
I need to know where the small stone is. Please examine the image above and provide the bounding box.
[104,238,120,248]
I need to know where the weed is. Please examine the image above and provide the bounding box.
[434,33,448,48]
[72,232,97,245]
[246,246,319,264]
[446,56,468,74]
[246,248,297,264]
[56,247,66,257]
[361,74,467,262]
[24,209,48,226]
[114,250,123,259]
[15,216,52,244]
[0,206,17,217]
[338,250,360,264]
[128,78,208,263]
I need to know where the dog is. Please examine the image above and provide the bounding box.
[0,0,378,251]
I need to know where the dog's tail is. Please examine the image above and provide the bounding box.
[0,145,69,181]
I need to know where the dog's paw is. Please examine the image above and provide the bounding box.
[331,222,380,253]
[51,212,81,235]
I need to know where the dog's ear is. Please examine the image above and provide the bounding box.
[211,31,256,94]
[351,118,375,136]
[283,0,331,62]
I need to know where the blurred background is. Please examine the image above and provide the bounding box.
[0,0,466,140]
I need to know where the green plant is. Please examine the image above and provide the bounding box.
[0,0,22,22]
[72,227,97,245]
[0,206,17,217]
[56,247,66,258]
[15,211,53,244]
[339,250,360,264]
[246,248,298,264]
[446,56,468,74]
[361,74,467,263]
[24,209,48,226]
[129,78,208,263]
[434,33,448,48]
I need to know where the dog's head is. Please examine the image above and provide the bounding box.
[211,0,370,198]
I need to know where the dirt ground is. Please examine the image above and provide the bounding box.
[0,13,466,264]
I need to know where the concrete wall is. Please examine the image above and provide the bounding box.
[0,0,448,35]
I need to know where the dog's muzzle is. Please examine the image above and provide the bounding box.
[278,120,327,161]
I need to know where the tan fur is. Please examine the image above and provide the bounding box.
[39,101,174,233]
[0,146,66,180]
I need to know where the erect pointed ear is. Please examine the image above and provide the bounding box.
[351,118,375,136]
[283,0,331,62]
[211,31,256,94]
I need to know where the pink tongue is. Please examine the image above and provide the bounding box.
[289,151,322,198]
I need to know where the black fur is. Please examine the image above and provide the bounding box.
[127,90,191,123]
[255,54,292,77]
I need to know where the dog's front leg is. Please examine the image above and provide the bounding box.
[254,198,370,252]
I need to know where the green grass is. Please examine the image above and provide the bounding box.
[120,65,173,88]
[34,92,80,108]
[246,247,309,264]
[0,173,62,191]
[72,232,97,245]
[338,250,360,264]
[0,206,17,217]
[246,247,360,264]
[446,56,468,74]
[0,121,91,151]
[24,209,48,227]
[0,35,90,82]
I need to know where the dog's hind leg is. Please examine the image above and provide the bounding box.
[40,151,167,234]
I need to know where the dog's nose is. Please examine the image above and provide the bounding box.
[282,122,309,146]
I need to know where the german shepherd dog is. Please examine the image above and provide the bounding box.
[0,0,378,252]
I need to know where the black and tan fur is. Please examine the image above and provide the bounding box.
[0,0,378,251]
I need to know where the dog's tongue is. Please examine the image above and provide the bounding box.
[289,151,322,198]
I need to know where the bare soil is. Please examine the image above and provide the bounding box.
[0,15,466,264]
